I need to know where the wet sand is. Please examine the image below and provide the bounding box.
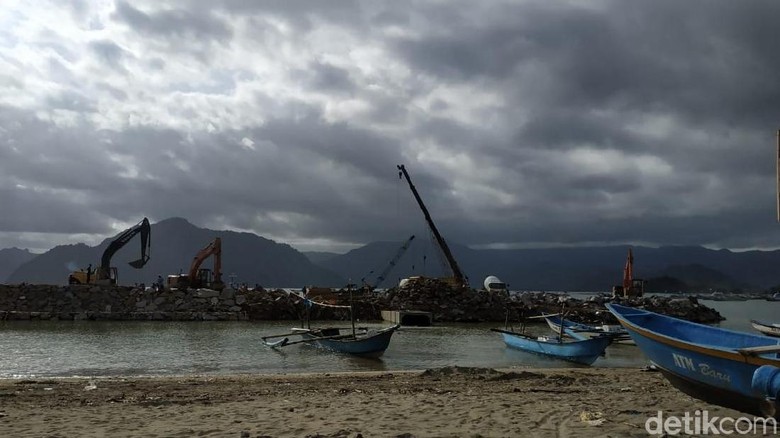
[0,367,758,437]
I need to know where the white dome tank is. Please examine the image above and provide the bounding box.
[483,275,507,292]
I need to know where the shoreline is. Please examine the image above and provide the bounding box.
[0,367,751,437]
[0,363,651,380]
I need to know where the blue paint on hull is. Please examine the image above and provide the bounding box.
[304,324,400,358]
[607,303,780,418]
[495,330,611,365]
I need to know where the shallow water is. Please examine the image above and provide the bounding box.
[1,298,776,378]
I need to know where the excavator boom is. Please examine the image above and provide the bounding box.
[98,217,151,280]
[187,237,223,290]
[397,165,467,287]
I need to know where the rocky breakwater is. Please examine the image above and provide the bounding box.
[0,282,725,324]
[378,278,725,324]
[0,284,295,321]
[382,278,509,322]
[510,292,724,324]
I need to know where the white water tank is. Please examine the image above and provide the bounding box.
[484,275,507,292]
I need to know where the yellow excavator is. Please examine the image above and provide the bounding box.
[68,217,151,285]
[167,237,224,291]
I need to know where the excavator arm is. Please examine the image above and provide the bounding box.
[397,164,468,288]
[187,237,223,289]
[97,217,151,281]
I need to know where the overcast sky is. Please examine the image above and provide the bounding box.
[2,0,780,254]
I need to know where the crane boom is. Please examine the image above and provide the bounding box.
[369,235,415,289]
[397,164,467,287]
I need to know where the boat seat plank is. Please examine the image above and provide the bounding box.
[737,344,780,355]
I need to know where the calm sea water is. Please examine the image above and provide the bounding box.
[1,297,778,378]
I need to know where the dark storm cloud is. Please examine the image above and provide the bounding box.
[89,40,129,71]
[46,90,97,112]
[0,103,413,245]
[112,1,233,43]
[2,0,780,253]
[214,0,363,32]
[305,61,355,94]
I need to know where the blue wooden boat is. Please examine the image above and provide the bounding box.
[607,303,780,418]
[544,314,634,344]
[263,324,400,358]
[491,328,612,365]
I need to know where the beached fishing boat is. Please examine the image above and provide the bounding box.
[751,320,780,338]
[491,328,612,365]
[544,314,634,345]
[607,303,780,418]
[263,324,400,358]
[263,284,400,358]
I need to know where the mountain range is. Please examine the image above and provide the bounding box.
[309,239,780,293]
[0,248,37,284]
[4,218,780,292]
[5,218,343,287]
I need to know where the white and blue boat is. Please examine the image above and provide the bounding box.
[544,314,634,344]
[491,328,612,365]
[751,320,780,338]
[607,303,780,418]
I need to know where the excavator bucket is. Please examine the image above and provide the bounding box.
[128,256,149,269]
[128,218,151,269]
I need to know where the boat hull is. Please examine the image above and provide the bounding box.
[495,330,611,365]
[752,320,780,338]
[303,325,400,358]
[607,304,780,418]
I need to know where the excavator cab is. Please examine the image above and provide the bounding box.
[68,267,118,285]
[195,268,213,287]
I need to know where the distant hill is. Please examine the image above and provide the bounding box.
[0,248,38,283]
[9,218,780,292]
[6,218,346,288]
[302,251,340,265]
[311,241,780,292]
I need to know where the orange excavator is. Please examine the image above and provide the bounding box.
[612,248,645,298]
[167,237,224,291]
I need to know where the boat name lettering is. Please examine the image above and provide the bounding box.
[672,353,696,371]
[698,363,731,383]
[671,353,731,383]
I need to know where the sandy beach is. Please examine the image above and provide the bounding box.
[0,366,763,437]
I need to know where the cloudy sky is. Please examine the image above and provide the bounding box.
[1,0,779,254]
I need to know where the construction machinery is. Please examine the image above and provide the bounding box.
[167,237,224,291]
[68,217,151,285]
[361,235,415,290]
[397,164,469,288]
[612,248,645,298]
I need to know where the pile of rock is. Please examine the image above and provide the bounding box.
[495,292,724,324]
[375,279,724,324]
[0,281,725,324]
[0,284,255,321]
[382,277,508,322]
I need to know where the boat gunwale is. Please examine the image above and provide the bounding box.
[607,304,780,366]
